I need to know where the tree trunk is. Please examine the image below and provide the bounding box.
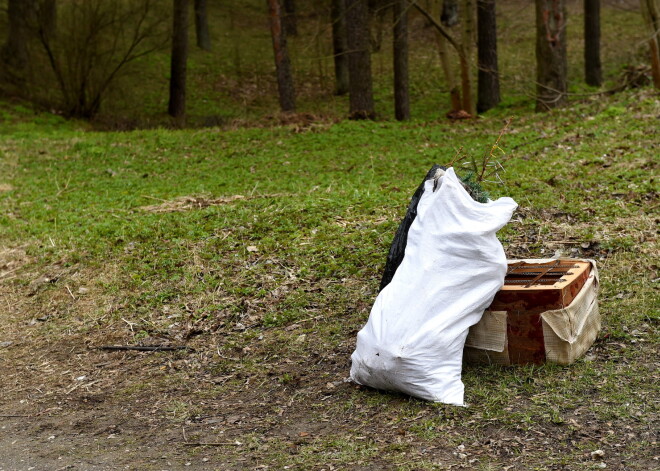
[168,0,189,124]
[641,0,660,89]
[535,0,568,111]
[584,0,602,86]
[393,0,410,120]
[436,34,461,113]
[425,0,461,114]
[477,0,500,113]
[229,9,243,77]
[267,0,296,112]
[441,0,459,27]
[36,0,57,41]
[346,0,375,119]
[650,38,660,89]
[331,0,349,95]
[417,1,462,114]
[1,0,33,70]
[194,0,211,51]
[282,0,298,36]
[369,0,388,53]
[460,0,476,115]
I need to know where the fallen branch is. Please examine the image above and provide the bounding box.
[96,345,192,352]
[65,379,103,395]
[183,442,242,447]
[139,193,289,213]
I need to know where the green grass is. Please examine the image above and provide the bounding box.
[0,85,658,469]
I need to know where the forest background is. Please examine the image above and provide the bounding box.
[0,0,658,126]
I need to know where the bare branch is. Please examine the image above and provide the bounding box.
[410,0,462,56]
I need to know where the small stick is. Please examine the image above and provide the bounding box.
[66,285,76,301]
[183,442,242,447]
[480,117,513,182]
[296,315,324,324]
[140,195,169,202]
[96,345,192,352]
[0,267,21,279]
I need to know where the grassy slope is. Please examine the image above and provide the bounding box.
[0,88,658,470]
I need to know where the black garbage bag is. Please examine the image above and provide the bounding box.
[379,164,446,291]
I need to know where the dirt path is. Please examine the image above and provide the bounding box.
[1,251,657,470]
[2,330,657,471]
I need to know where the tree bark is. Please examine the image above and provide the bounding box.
[194,0,211,51]
[282,0,298,36]
[441,0,459,27]
[393,0,410,120]
[416,1,464,114]
[267,0,296,112]
[168,0,189,124]
[641,0,660,89]
[436,34,461,113]
[368,0,388,53]
[36,0,57,41]
[1,0,34,70]
[346,0,375,119]
[425,1,461,114]
[331,0,349,95]
[460,0,476,115]
[535,0,568,111]
[584,0,602,86]
[477,0,500,113]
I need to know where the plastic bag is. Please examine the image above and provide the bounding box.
[379,165,445,291]
[350,167,517,405]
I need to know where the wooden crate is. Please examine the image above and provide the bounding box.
[465,259,600,365]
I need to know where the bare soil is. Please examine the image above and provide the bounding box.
[0,236,657,470]
[1,305,657,471]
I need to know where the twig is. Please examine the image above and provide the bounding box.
[121,317,136,332]
[55,175,72,197]
[447,146,465,167]
[96,345,193,352]
[482,117,514,181]
[140,194,169,202]
[65,383,82,395]
[64,378,102,395]
[183,442,242,447]
[0,406,61,419]
[296,315,324,324]
[0,267,20,279]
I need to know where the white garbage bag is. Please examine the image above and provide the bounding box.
[350,167,517,405]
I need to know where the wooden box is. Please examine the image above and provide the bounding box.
[465,259,600,365]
